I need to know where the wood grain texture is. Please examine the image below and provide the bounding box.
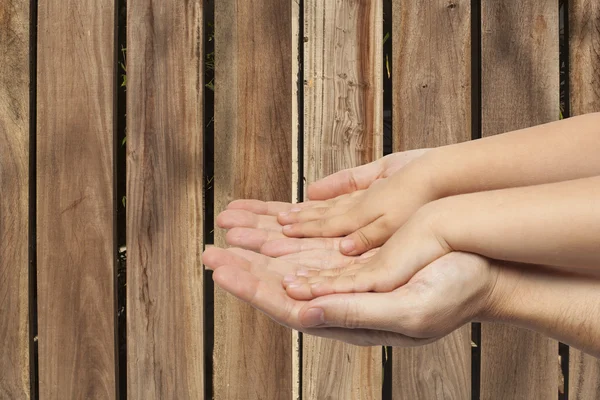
[0,0,30,397]
[302,1,382,398]
[569,1,600,398]
[392,1,472,398]
[214,0,293,398]
[480,1,559,399]
[570,349,600,399]
[127,1,204,398]
[36,0,116,398]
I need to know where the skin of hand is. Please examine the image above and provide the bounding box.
[283,176,600,300]
[218,149,430,255]
[305,148,431,200]
[203,246,600,357]
[278,113,600,256]
[203,247,499,347]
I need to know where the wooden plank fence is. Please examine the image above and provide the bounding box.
[0,0,599,399]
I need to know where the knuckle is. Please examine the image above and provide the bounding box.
[342,301,360,329]
[347,173,359,192]
[355,229,373,249]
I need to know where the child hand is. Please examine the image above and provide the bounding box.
[278,159,439,257]
[306,149,430,200]
[217,200,348,255]
[282,201,450,300]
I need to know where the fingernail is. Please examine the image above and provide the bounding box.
[290,207,301,213]
[283,274,297,284]
[302,308,325,327]
[296,269,310,277]
[340,240,355,253]
[287,282,303,289]
[310,283,322,291]
[279,211,289,217]
[283,225,293,233]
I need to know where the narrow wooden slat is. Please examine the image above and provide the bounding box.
[480,1,559,398]
[0,0,30,397]
[36,0,116,397]
[127,1,204,398]
[568,0,600,397]
[214,0,293,398]
[392,1,472,398]
[302,1,383,398]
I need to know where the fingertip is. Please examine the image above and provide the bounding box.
[299,307,325,328]
[215,211,228,228]
[202,246,222,267]
[340,239,358,255]
[285,284,317,301]
[282,224,296,237]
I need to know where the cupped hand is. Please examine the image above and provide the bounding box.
[218,201,346,256]
[221,149,433,257]
[306,149,431,200]
[278,153,439,257]
[202,247,499,346]
[282,201,451,300]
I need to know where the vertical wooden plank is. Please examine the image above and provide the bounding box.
[0,0,30,397]
[392,1,472,398]
[303,1,382,398]
[127,1,204,398]
[214,0,293,398]
[36,0,116,397]
[569,1,600,397]
[480,1,559,399]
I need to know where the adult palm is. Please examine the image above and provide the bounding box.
[203,247,498,347]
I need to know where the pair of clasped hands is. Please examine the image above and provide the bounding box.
[203,114,600,351]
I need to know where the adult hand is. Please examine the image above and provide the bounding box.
[203,247,499,347]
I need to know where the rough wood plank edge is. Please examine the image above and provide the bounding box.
[0,0,30,397]
[568,0,600,397]
[480,1,559,399]
[36,0,116,397]
[302,1,383,398]
[127,1,205,398]
[214,0,294,398]
[392,1,472,398]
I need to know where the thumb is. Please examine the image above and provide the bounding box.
[340,218,394,256]
[298,291,416,332]
[307,160,383,200]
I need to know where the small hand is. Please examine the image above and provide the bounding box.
[218,201,346,256]
[282,202,449,300]
[222,149,432,257]
[306,149,431,200]
[278,156,438,257]
[203,247,499,346]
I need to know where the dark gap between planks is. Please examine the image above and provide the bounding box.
[203,0,216,399]
[28,0,40,398]
[297,0,305,397]
[559,0,570,399]
[382,0,393,399]
[471,0,483,399]
[115,0,127,397]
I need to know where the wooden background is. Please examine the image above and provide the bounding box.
[0,0,599,399]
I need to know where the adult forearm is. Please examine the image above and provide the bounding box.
[422,113,600,198]
[433,176,600,271]
[485,262,600,358]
